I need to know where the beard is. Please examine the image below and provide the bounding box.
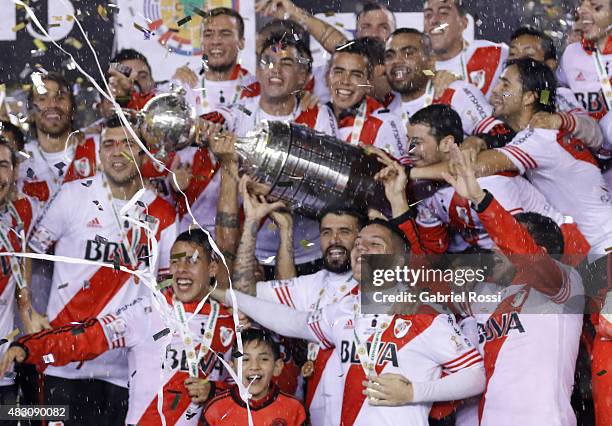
[322,245,351,274]
[36,118,71,138]
[389,74,428,96]
[207,60,236,75]
[104,167,139,187]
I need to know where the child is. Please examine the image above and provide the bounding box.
[202,329,307,426]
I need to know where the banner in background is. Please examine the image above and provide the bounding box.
[114,0,256,81]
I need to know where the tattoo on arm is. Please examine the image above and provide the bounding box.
[231,220,260,296]
[216,212,240,229]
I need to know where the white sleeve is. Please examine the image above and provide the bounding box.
[411,363,486,403]
[549,262,585,307]
[256,276,312,311]
[28,186,71,253]
[373,112,409,163]
[98,296,151,349]
[496,128,556,174]
[448,82,494,135]
[479,177,525,216]
[556,56,570,88]
[225,291,318,342]
[418,315,483,374]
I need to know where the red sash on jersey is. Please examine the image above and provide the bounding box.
[467,45,503,95]
[51,197,175,326]
[304,347,334,409]
[338,97,385,146]
[64,137,98,182]
[341,314,437,426]
[478,288,530,422]
[556,130,599,167]
[0,199,34,296]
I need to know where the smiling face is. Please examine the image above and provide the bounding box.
[385,32,433,94]
[407,123,448,167]
[356,9,395,42]
[327,52,370,111]
[31,79,73,138]
[0,145,15,208]
[202,14,244,73]
[489,65,527,122]
[351,224,398,282]
[169,241,218,303]
[240,338,283,401]
[99,126,144,187]
[577,0,611,42]
[256,45,308,103]
[320,213,361,273]
[423,0,467,56]
[121,58,155,94]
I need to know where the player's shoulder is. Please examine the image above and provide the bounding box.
[470,39,507,52]
[203,388,233,413]
[144,190,177,223]
[560,42,586,60]
[277,389,307,411]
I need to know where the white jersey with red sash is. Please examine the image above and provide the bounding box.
[28,173,178,386]
[18,137,99,203]
[307,287,483,426]
[435,39,509,98]
[454,196,583,426]
[0,197,39,387]
[170,64,256,116]
[336,96,409,164]
[15,294,235,425]
[383,79,493,136]
[256,269,354,426]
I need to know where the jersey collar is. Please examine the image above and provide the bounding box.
[582,34,612,54]
[162,289,215,314]
[230,383,280,410]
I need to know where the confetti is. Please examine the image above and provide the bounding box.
[93,200,104,211]
[177,15,192,26]
[58,283,69,289]
[156,279,172,291]
[336,41,355,51]
[97,5,109,21]
[324,11,336,17]
[107,3,120,11]
[263,256,276,264]
[64,37,83,50]
[81,179,93,187]
[120,151,134,162]
[19,151,31,159]
[144,306,152,314]
[540,89,550,105]
[232,350,243,358]
[300,239,315,249]
[12,22,26,32]
[423,70,435,76]
[43,354,55,363]
[237,105,252,116]
[334,22,344,28]
[33,39,47,52]
[153,328,170,341]
[53,16,63,22]
[190,250,199,264]
[71,326,85,335]
[48,23,61,28]
[171,252,186,260]
[83,280,90,289]
[597,369,608,376]
[192,7,207,18]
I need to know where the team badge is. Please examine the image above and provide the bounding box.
[220,326,234,347]
[469,70,487,90]
[511,290,527,308]
[74,157,91,177]
[394,318,412,338]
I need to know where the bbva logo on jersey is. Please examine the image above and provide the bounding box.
[340,341,399,367]
[477,311,525,344]
[84,239,150,266]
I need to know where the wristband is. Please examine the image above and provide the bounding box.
[471,190,493,213]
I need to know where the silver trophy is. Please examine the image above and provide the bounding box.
[235,121,443,218]
[139,87,197,159]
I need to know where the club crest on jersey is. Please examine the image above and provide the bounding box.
[74,157,91,177]
[469,70,487,90]
[394,318,412,338]
[455,206,471,226]
[220,326,234,348]
[511,289,527,307]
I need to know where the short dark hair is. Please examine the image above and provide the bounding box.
[505,58,557,113]
[0,138,18,168]
[356,2,396,28]
[236,328,281,360]
[0,121,25,152]
[318,205,367,229]
[510,26,557,61]
[332,38,374,77]
[174,228,215,261]
[389,28,434,58]
[515,212,564,254]
[410,104,464,145]
[111,49,152,74]
[27,71,74,110]
[356,36,385,66]
[259,33,313,72]
[204,7,245,39]
[258,19,310,52]
[366,219,411,254]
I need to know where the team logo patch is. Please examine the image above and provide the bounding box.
[220,326,234,347]
[511,290,527,308]
[455,206,470,225]
[74,157,91,177]
[394,318,412,338]
[469,70,487,90]
[344,319,354,329]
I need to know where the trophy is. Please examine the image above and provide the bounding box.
[234,121,443,218]
[139,87,197,159]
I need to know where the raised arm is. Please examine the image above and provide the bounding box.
[256,0,348,53]
[269,209,297,280]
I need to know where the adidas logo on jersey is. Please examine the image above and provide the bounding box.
[86,217,102,228]
[575,72,586,81]
[344,319,354,329]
